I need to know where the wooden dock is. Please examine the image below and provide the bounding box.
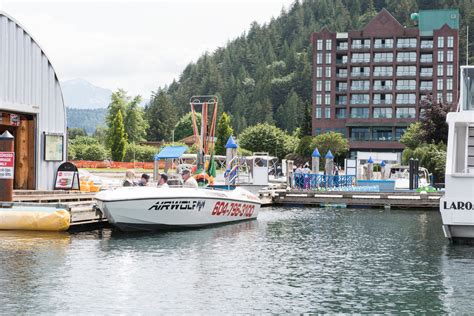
[272,190,443,209]
[13,190,108,230]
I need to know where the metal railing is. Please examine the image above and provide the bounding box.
[292,174,355,190]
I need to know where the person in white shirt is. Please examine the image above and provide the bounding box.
[157,173,169,188]
[181,169,198,188]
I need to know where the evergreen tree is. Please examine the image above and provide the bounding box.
[174,112,202,141]
[145,91,178,141]
[110,111,127,162]
[124,96,148,143]
[215,112,233,155]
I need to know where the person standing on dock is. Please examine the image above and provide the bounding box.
[181,169,198,188]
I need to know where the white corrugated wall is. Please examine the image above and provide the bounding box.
[0,12,66,190]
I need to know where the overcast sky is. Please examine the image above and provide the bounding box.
[2,0,295,97]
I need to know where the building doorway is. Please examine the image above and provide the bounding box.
[0,112,36,189]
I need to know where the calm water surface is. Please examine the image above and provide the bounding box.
[1,206,474,313]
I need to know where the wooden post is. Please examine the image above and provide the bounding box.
[0,131,15,202]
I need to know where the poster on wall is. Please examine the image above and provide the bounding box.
[0,152,15,179]
[44,133,64,161]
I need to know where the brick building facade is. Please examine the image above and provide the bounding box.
[311,9,459,157]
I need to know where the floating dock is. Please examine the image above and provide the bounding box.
[272,190,442,209]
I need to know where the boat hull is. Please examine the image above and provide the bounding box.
[440,196,474,242]
[95,187,261,232]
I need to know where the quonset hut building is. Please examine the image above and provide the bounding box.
[0,11,66,190]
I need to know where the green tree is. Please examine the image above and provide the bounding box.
[124,96,148,143]
[238,123,294,159]
[145,91,178,141]
[174,112,202,141]
[93,126,108,145]
[106,89,128,147]
[110,111,127,161]
[400,122,424,149]
[311,131,349,161]
[68,127,87,139]
[215,112,233,155]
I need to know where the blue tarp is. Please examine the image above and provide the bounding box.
[154,146,187,160]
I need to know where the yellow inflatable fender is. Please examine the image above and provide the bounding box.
[0,209,70,231]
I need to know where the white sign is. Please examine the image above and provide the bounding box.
[55,171,76,189]
[0,152,14,179]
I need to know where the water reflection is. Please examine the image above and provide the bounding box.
[1,208,474,313]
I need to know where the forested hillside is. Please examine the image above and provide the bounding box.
[161,0,473,135]
[66,108,107,135]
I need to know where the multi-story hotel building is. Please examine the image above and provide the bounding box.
[311,9,459,157]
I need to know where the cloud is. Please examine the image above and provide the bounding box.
[4,0,293,95]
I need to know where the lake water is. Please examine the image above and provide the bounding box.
[1,206,474,314]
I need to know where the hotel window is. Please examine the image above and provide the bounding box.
[317,53,322,64]
[396,93,416,104]
[438,51,444,62]
[315,94,322,105]
[420,68,433,77]
[325,94,331,105]
[326,52,332,64]
[396,66,416,76]
[352,39,370,49]
[350,94,370,104]
[447,50,453,62]
[447,36,454,48]
[351,53,370,63]
[326,39,332,50]
[374,38,393,48]
[437,79,444,90]
[315,128,322,135]
[437,65,444,76]
[420,40,433,49]
[317,39,323,50]
[316,80,322,91]
[336,108,346,119]
[351,66,370,76]
[350,107,369,118]
[337,82,347,92]
[337,96,347,105]
[396,80,416,90]
[372,128,393,141]
[447,64,453,76]
[374,80,393,90]
[325,67,331,77]
[396,52,417,62]
[351,80,370,91]
[438,36,444,48]
[374,66,393,76]
[373,107,393,118]
[374,52,393,62]
[325,81,331,92]
[420,81,433,90]
[373,94,392,104]
[420,54,433,63]
[396,38,417,48]
[396,107,416,118]
[316,67,322,77]
[315,107,322,118]
[351,128,370,141]
[446,92,453,103]
[447,78,453,90]
[325,108,331,119]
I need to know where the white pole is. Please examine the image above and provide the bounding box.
[467,26,469,66]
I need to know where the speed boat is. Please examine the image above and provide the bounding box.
[95,187,261,232]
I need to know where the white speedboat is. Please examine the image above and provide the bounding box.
[95,187,261,232]
[440,66,474,242]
